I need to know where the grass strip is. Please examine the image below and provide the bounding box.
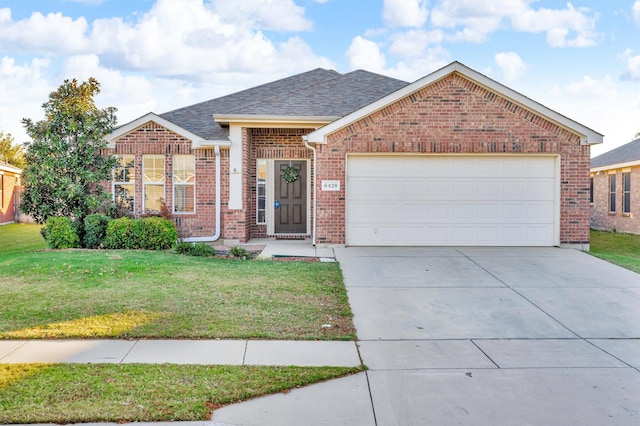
[0,363,364,423]
[0,224,354,340]
[589,230,640,274]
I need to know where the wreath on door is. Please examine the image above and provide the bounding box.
[282,165,300,184]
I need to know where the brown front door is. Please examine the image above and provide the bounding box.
[275,160,307,234]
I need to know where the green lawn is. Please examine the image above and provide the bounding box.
[0,223,361,423]
[0,223,355,340]
[0,363,363,423]
[590,229,640,274]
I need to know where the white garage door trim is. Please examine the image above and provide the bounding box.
[346,154,560,247]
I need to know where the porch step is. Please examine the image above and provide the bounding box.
[274,234,309,240]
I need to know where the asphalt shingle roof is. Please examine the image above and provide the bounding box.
[591,137,640,168]
[159,68,408,140]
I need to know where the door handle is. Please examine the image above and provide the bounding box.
[274,200,280,209]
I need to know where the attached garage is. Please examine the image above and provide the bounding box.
[346,155,559,246]
[307,62,603,248]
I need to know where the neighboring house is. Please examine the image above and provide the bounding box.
[106,61,602,248]
[0,160,22,224]
[590,137,640,234]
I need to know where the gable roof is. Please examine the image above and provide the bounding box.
[306,61,603,145]
[591,137,640,170]
[0,160,21,174]
[160,68,408,139]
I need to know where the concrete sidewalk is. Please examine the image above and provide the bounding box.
[0,339,361,366]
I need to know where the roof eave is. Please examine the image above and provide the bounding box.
[591,159,640,172]
[0,163,22,174]
[306,61,604,145]
[213,114,338,127]
[106,112,211,149]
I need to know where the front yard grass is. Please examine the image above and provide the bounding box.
[0,223,360,423]
[0,363,363,423]
[0,224,355,340]
[590,229,640,274]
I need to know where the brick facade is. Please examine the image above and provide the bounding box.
[108,123,316,242]
[108,72,594,246]
[314,73,591,245]
[0,168,20,224]
[591,166,640,234]
[108,122,220,239]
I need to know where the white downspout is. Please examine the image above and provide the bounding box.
[183,144,222,243]
[302,136,317,246]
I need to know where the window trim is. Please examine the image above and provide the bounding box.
[609,173,616,213]
[172,154,196,214]
[112,154,135,213]
[256,159,267,224]
[143,154,165,213]
[623,172,631,215]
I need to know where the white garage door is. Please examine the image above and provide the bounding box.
[346,155,559,246]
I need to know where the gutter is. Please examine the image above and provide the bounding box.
[183,141,229,243]
[302,135,317,246]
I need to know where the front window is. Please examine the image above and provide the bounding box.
[113,155,135,212]
[609,174,616,213]
[623,172,631,214]
[589,177,594,204]
[173,155,195,213]
[143,155,165,213]
[257,159,267,224]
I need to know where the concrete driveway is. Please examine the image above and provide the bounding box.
[337,247,640,425]
[214,246,640,425]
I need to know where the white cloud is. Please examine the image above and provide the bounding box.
[620,49,640,81]
[211,0,313,32]
[382,0,429,28]
[383,46,451,82]
[633,1,640,25]
[628,56,640,80]
[565,75,617,98]
[428,0,598,46]
[67,0,107,4]
[510,2,599,47]
[0,56,53,143]
[494,52,527,82]
[0,0,327,79]
[430,0,524,43]
[0,10,89,54]
[388,29,445,58]
[346,36,386,73]
[543,75,638,156]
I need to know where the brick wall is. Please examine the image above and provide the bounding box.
[591,166,640,234]
[108,122,221,239]
[245,128,313,239]
[108,123,315,242]
[0,171,19,223]
[315,73,591,245]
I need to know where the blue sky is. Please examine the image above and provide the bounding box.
[1,0,639,157]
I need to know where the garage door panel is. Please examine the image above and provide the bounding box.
[346,156,558,246]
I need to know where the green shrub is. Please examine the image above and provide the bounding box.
[229,246,250,259]
[103,217,137,249]
[83,213,112,249]
[138,217,178,250]
[41,216,80,249]
[103,217,178,250]
[174,242,193,255]
[174,242,217,257]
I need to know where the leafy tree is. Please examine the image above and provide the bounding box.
[20,78,117,232]
[0,131,26,169]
